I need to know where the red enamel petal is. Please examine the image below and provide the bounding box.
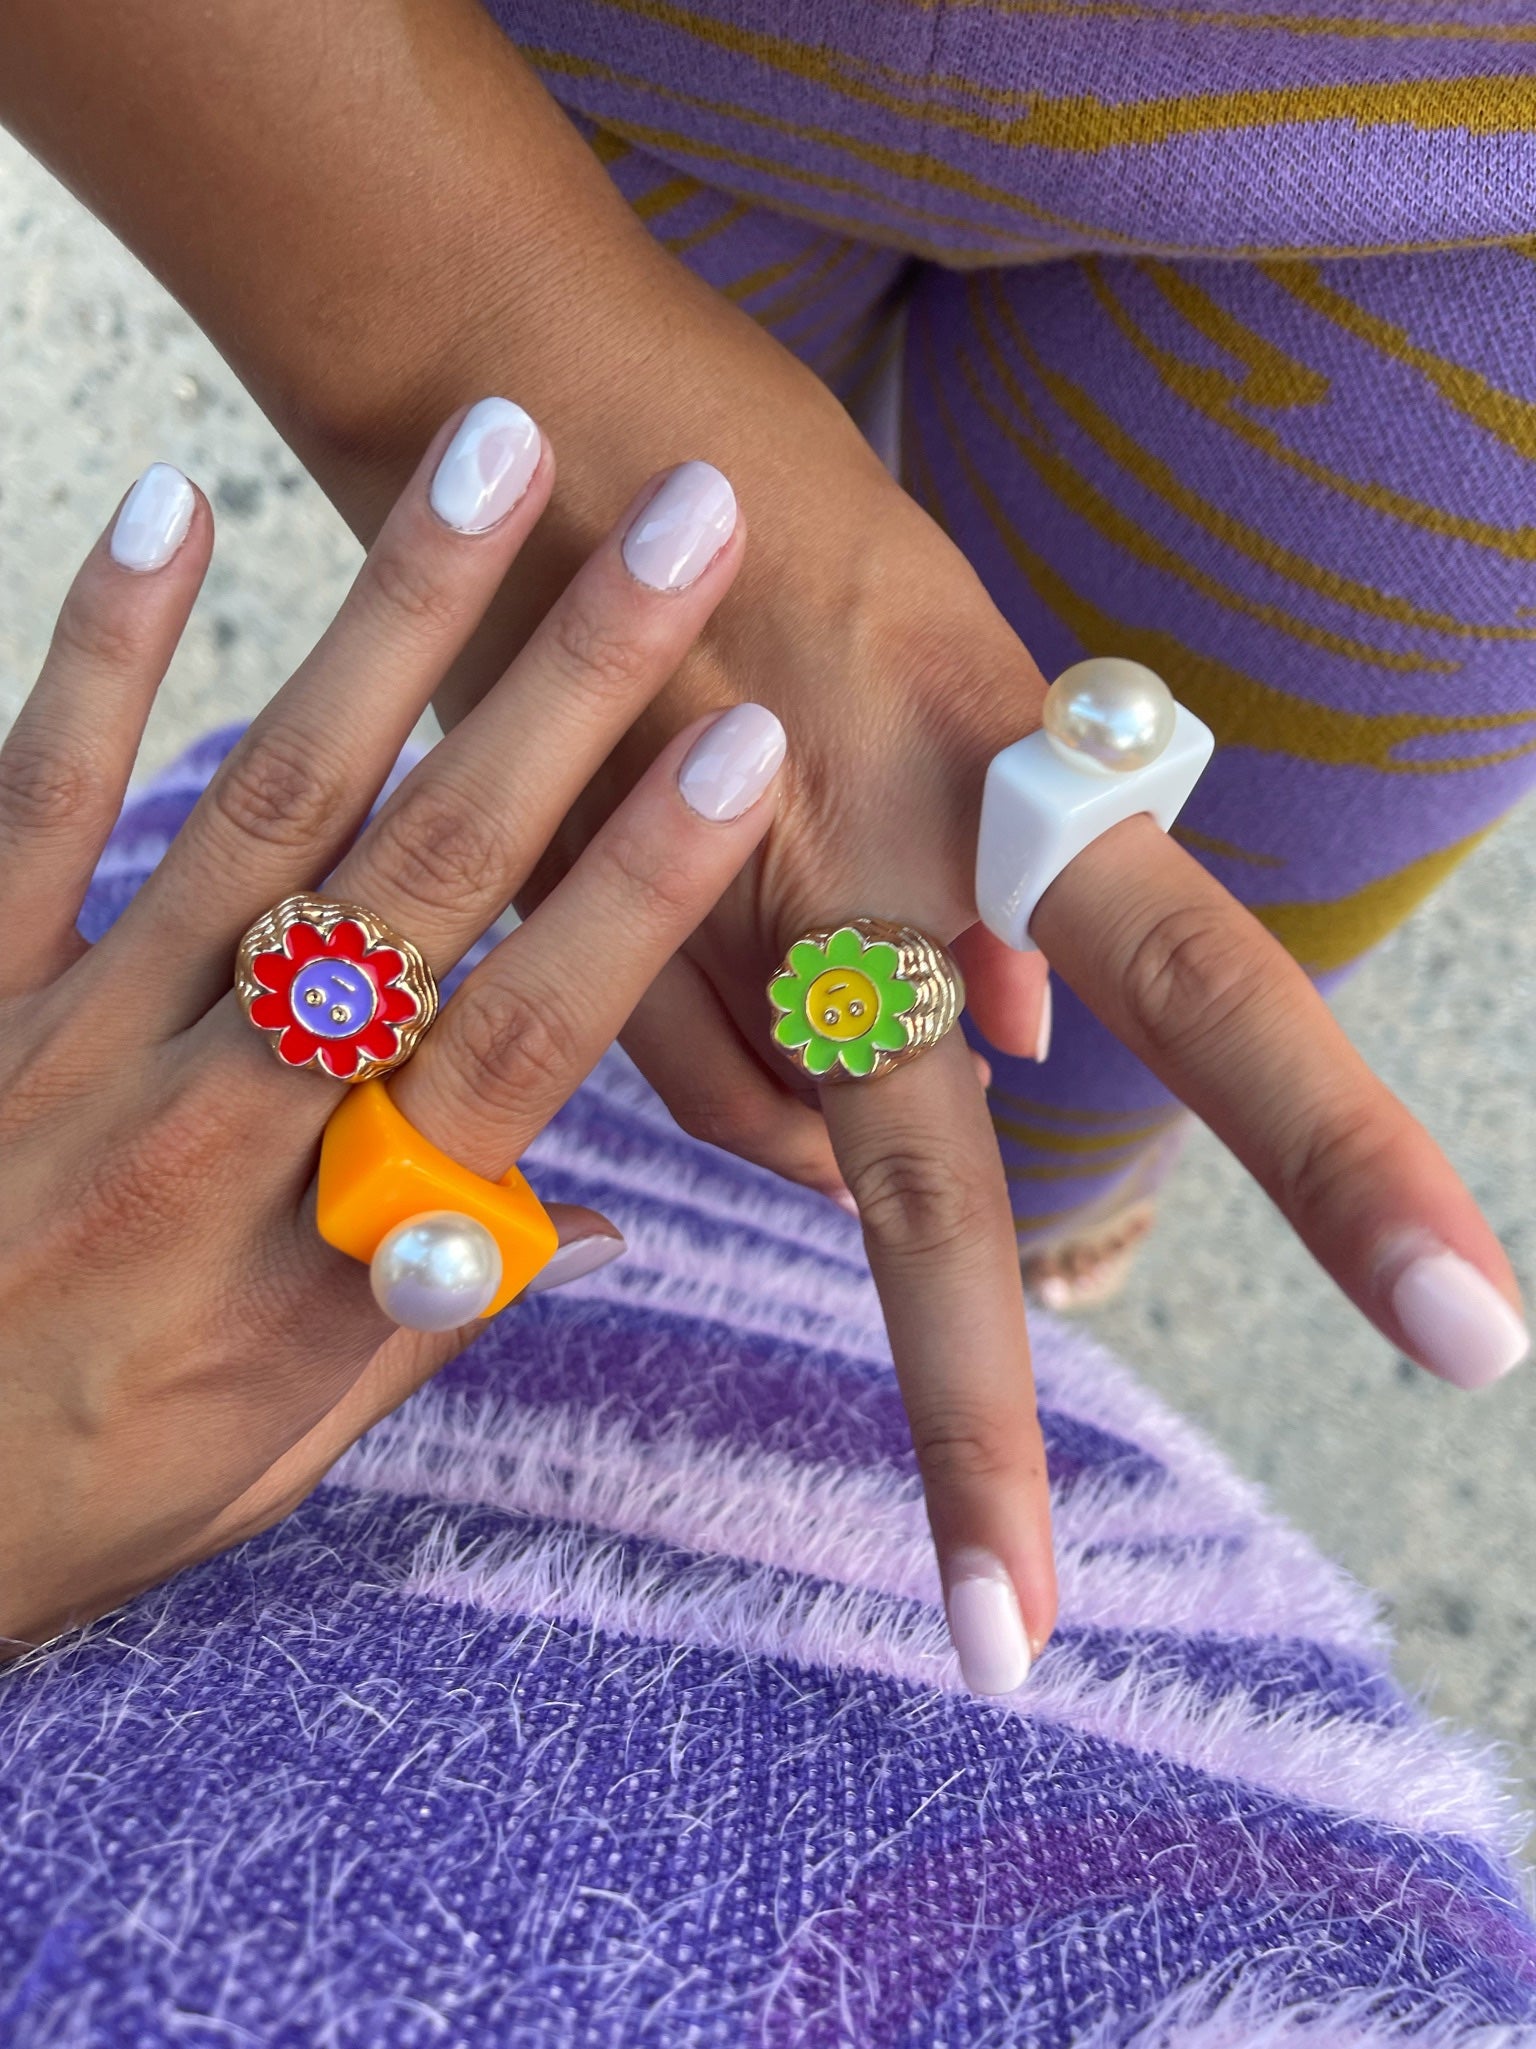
[248,992,290,1030]
[276,1023,322,1067]
[379,986,418,1024]
[329,920,369,963]
[355,1022,399,1063]
[251,950,296,993]
[322,1040,361,1080]
[286,923,327,965]
[365,947,405,988]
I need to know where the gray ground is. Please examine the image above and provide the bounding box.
[2,132,1533,1806]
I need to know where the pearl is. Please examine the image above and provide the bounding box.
[1042,657,1176,774]
[369,1210,503,1331]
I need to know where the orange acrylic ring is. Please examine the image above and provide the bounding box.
[318,1080,558,1323]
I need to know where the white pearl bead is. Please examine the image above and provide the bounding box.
[1042,657,1177,774]
[369,1210,503,1331]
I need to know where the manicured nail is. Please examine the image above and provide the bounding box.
[945,1548,1031,1695]
[1034,976,1053,1063]
[429,397,541,534]
[622,460,737,591]
[110,464,195,572]
[1387,1239,1529,1390]
[831,1188,860,1218]
[678,702,786,822]
[525,1227,626,1295]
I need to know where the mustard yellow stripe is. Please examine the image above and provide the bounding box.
[1140,262,1329,409]
[963,285,1451,673]
[1261,260,1536,464]
[720,249,813,306]
[1253,822,1496,972]
[1085,259,1536,561]
[917,309,1536,774]
[993,1114,1171,1157]
[983,272,1536,643]
[901,0,1536,51]
[631,172,707,223]
[781,247,894,352]
[662,196,750,259]
[991,1089,1183,1131]
[1171,825,1285,870]
[586,126,631,167]
[752,236,863,327]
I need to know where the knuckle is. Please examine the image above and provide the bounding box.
[907,1411,1021,1493]
[599,822,700,928]
[366,782,505,916]
[75,1073,238,1256]
[846,1146,988,1264]
[1273,1095,1394,1234]
[0,731,111,840]
[542,593,651,707]
[361,539,465,644]
[445,975,581,1118]
[1118,901,1253,1057]
[208,728,350,854]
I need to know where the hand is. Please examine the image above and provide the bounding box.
[0,405,784,1650]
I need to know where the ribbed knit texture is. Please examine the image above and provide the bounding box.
[0,726,1532,2046]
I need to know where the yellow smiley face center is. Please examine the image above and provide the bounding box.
[806,966,879,1042]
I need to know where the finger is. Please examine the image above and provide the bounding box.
[325,460,744,972]
[0,466,210,992]
[391,705,785,1172]
[108,397,555,1021]
[821,1034,1058,1690]
[622,954,852,1207]
[1034,815,1530,1390]
[950,923,1052,1062]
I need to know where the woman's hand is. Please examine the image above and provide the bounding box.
[0,403,786,1650]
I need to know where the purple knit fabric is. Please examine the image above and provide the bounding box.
[0,730,1532,2046]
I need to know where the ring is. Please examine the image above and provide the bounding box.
[318,1081,558,1329]
[236,893,438,1081]
[768,919,964,1082]
[975,658,1215,953]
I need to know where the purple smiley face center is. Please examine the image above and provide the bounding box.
[289,958,379,1040]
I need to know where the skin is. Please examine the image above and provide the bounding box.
[0,1,1525,1668]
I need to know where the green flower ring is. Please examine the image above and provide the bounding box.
[767,919,965,1083]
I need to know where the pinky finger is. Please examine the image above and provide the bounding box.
[0,464,210,992]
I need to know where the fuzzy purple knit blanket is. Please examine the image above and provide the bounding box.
[1,727,1534,2046]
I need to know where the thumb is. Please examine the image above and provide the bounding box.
[522,1204,627,1295]
[950,923,1052,1061]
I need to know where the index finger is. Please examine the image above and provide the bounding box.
[1033,815,1529,1390]
[822,1032,1057,1692]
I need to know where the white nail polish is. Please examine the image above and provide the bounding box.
[1387,1239,1530,1390]
[677,703,786,822]
[1034,975,1053,1063]
[945,1549,1031,1695]
[429,397,541,534]
[622,461,737,591]
[524,1229,626,1294]
[110,464,195,572]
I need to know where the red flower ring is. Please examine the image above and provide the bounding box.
[235,894,438,1082]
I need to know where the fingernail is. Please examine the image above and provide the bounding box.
[1034,976,1053,1063]
[525,1228,626,1294]
[831,1188,860,1218]
[110,464,195,572]
[678,703,786,822]
[622,460,737,591]
[429,397,541,534]
[945,1548,1031,1696]
[1386,1239,1529,1390]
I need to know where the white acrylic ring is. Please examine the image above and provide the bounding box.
[976,659,1215,953]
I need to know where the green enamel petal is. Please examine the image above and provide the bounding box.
[860,942,899,983]
[824,927,864,967]
[788,940,829,979]
[802,1036,841,1076]
[840,1038,877,1077]
[885,978,918,1014]
[870,1015,909,1053]
[773,1013,814,1049]
[768,976,807,1016]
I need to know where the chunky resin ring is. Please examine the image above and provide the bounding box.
[318,1080,558,1328]
[768,919,964,1083]
[975,658,1215,953]
[236,893,438,1082]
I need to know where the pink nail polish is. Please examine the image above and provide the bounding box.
[1385,1237,1529,1390]
[429,397,541,534]
[677,703,786,822]
[945,1548,1031,1695]
[831,1188,860,1218]
[622,461,737,591]
[525,1229,626,1294]
[1034,976,1053,1063]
